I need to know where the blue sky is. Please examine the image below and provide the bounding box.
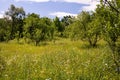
[0,0,99,18]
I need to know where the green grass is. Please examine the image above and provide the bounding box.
[0,38,120,80]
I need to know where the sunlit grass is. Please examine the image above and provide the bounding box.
[0,38,120,80]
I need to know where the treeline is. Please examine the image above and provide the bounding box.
[0,4,75,45]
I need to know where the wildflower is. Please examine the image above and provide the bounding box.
[4,74,8,77]
[105,63,108,66]
[35,69,37,72]
[45,78,51,80]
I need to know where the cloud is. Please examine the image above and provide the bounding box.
[15,0,49,2]
[81,1,99,11]
[14,0,100,11]
[58,0,100,11]
[49,12,77,18]
[0,11,4,18]
[51,0,92,4]
[15,0,98,4]
[0,14,4,18]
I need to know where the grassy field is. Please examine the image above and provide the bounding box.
[0,38,120,80]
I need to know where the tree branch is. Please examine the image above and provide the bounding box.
[105,0,119,13]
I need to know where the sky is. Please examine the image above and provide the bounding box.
[0,0,99,18]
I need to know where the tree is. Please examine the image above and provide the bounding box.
[65,21,81,40]
[0,18,11,42]
[24,13,54,46]
[97,0,120,74]
[61,15,74,27]
[41,17,55,41]
[5,4,25,40]
[75,11,101,47]
[54,17,64,36]
[61,16,75,37]
[100,0,120,13]
[0,19,6,41]
[87,17,102,47]
[24,13,40,45]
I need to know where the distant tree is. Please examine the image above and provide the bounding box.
[65,21,81,40]
[76,11,101,47]
[86,14,102,47]
[61,15,74,27]
[61,15,75,37]
[5,4,25,40]
[0,19,6,41]
[0,18,11,42]
[24,13,40,45]
[41,17,55,41]
[24,13,54,46]
[54,17,64,36]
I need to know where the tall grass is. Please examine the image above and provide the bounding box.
[0,39,120,80]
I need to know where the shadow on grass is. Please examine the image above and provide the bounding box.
[77,43,107,49]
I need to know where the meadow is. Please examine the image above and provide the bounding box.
[0,38,120,80]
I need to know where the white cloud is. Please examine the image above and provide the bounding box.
[14,0,100,11]
[51,0,91,4]
[0,14,4,18]
[15,0,49,2]
[0,11,4,18]
[49,12,77,18]
[81,1,99,11]
[52,0,100,11]
[15,0,98,4]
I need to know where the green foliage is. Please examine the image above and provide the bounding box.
[86,16,102,47]
[61,16,75,38]
[0,19,6,41]
[64,21,81,40]
[24,13,41,45]
[24,13,40,39]
[54,17,64,36]
[0,19,11,42]
[61,15,75,27]
[97,0,120,74]
[66,11,101,47]
[5,4,25,40]
[24,13,54,46]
